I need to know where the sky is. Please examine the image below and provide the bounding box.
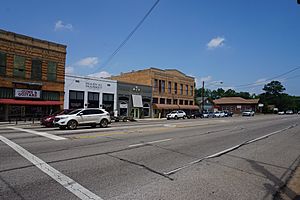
[1,0,300,95]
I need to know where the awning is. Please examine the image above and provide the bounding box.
[132,95,143,108]
[0,99,63,106]
[153,104,180,110]
[178,105,200,110]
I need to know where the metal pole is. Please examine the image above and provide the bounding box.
[202,81,205,113]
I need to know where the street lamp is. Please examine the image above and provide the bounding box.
[201,81,223,113]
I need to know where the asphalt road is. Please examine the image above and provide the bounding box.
[0,115,299,200]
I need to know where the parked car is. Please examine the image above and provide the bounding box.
[278,111,285,115]
[224,110,233,117]
[242,110,255,116]
[41,109,73,127]
[166,110,186,120]
[213,111,225,118]
[189,111,203,119]
[203,111,214,118]
[54,108,111,130]
[298,111,300,115]
[285,110,294,115]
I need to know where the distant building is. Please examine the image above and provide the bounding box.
[196,97,214,112]
[117,82,152,119]
[111,68,198,117]
[213,97,260,114]
[0,29,66,121]
[64,75,117,115]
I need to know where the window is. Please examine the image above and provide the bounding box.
[88,92,99,108]
[90,109,104,114]
[69,90,84,109]
[185,100,189,105]
[190,86,193,96]
[47,61,57,81]
[42,91,60,100]
[189,101,193,105]
[185,85,188,95]
[158,80,162,93]
[153,79,158,92]
[174,83,178,94]
[0,52,6,75]
[143,103,150,117]
[160,98,165,104]
[168,81,171,94]
[161,80,165,93]
[153,98,158,104]
[180,84,183,95]
[173,99,178,105]
[102,93,114,113]
[13,55,25,78]
[31,59,42,80]
[167,99,172,104]
[179,100,183,105]
[0,88,13,99]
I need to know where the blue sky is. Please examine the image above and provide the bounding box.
[1,0,300,95]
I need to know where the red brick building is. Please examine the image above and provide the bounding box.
[213,97,259,114]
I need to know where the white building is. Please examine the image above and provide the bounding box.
[64,75,117,114]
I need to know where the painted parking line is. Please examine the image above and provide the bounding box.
[0,135,103,200]
[8,127,67,141]
[128,138,173,147]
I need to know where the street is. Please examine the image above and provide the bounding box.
[0,115,299,200]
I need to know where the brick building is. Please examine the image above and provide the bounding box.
[0,29,66,121]
[111,68,198,117]
[213,97,260,114]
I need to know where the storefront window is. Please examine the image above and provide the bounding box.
[0,52,6,75]
[102,93,114,114]
[0,88,13,98]
[88,92,99,108]
[31,59,42,80]
[13,55,25,78]
[47,61,57,81]
[42,91,60,101]
[143,103,150,117]
[69,90,84,109]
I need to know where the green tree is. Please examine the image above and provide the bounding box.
[263,81,285,95]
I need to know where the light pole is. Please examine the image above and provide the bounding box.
[201,81,223,113]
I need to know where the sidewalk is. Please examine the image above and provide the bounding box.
[135,118,167,122]
[0,120,40,127]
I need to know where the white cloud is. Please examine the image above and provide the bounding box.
[76,57,99,68]
[200,76,212,82]
[65,66,74,74]
[88,71,111,78]
[54,20,73,31]
[254,78,268,86]
[207,37,225,49]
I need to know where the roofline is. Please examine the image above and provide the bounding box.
[65,74,117,83]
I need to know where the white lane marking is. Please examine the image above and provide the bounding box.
[0,135,103,200]
[8,127,66,141]
[164,124,296,175]
[128,138,173,148]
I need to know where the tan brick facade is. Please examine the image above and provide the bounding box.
[0,29,66,120]
[112,68,198,117]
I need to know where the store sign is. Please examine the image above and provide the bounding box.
[15,89,41,99]
[85,82,103,89]
[120,103,128,108]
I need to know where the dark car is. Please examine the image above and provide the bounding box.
[224,111,233,117]
[189,111,203,119]
[41,109,73,127]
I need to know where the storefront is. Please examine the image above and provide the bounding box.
[117,82,152,119]
[64,75,117,115]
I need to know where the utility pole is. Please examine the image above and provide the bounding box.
[202,81,205,113]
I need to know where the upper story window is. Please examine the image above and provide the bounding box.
[0,52,6,75]
[161,80,165,93]
[190,86,193,96]
[180,84,183,95]
[185,85,188,95]
[153,79,158,92]
[13,55,26,78]
[31,59,42,80]
[47,61,57,81]
[174,83,178,94]
[168,81,171,94]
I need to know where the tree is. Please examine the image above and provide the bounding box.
[263,81,285,96]
[224,89,237,97]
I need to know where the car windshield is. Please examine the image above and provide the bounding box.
[67,109,82,115]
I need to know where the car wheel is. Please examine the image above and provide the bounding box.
[67,120,78,130]
[100,119,108,128]
[183,116,186,119]
[59,126,66,130]
[167,118,170,120]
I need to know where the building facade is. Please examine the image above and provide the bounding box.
[196,97,214,112]
[111,68,198,117]
[213,97,260,114]
[117,82,152,119]
[64,75,117,115]
[0,29,66,121]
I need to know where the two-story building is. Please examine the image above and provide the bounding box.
[111,68,198,117]
[0,29,66,121]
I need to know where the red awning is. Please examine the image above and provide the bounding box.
[153,104,180,110]
[0,99,63,106]
[178,105,200,110]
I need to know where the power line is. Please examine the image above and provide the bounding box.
[92,0,160,74]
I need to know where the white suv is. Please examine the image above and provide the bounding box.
[166,110,186,120]
[54,108,111,130]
